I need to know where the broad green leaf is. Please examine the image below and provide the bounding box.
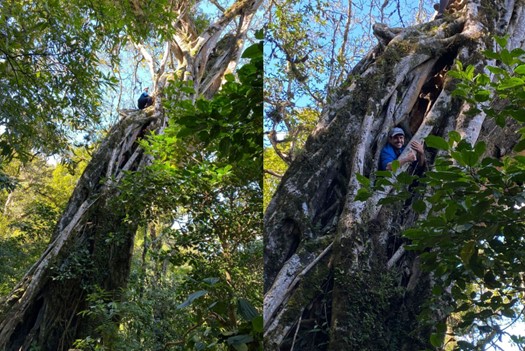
[465,65,475,80]
[513,139,525,152]
[241,42,263,59]
[425,135,449,150]
[177,290,208,309]
[430,333,443,347]
[356,173,370,187]
[403,228,426,239]
[474,89,490,102]
[483,51,500,60]
[486,65,506,75]
[511,47,525,57]
[494,35,508,49]
[355,188,371,201]
[507,109,525,122]
[252,315,263,333]
[412,199,426,214]
[448,130,461,144]
[497,77,525,90]
[500,49,513,65]
[475,73,490,85]
[391,159,400,172]
[238,298,259,321]
[227,334,254,346]
[515,64,525,75]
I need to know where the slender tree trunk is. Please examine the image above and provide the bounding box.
[0,1,261,349]
[264,0,525,349]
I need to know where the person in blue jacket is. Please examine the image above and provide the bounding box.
[379,127,425,171]
[138,87,153,109]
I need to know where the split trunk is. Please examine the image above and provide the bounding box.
[264,0,524,349]
[0,0,261,349]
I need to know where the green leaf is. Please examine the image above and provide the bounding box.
[465,65,475,80]
[254,28,264,40]
[513,139,525,152]
[515,64,525,75]
[177,290,208,309]
[391,159,400,172]
[495,114,506,127]
[241,42,263,59]
[507,109,525,122]
[497,77,525,90]
[474,89,490,102]
[430,333,443,347]
[227,334,254,346]
[237,298,259,321]
[412,199,426,214]
[403,228,426,239]
[494,35,508,49]
[252,315,263,333]
[425,135,449,151]
[448,130,461,144]
[356,173,370,187]
[355,188,371,201]
[460,241,476,266]
[475,73,490,85]
[500,49,513,65]
[483,51,501,61]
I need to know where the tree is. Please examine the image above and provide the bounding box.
[264,0,525,349]
[263,0,433,206]
[0,0,262,350]
[0,153,87,295]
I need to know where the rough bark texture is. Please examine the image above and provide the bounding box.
[0,110,161,351]
[0,1,262,349]
[264,0,525,349]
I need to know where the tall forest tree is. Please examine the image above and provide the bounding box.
[265,0,525,349]
[0,0,261,350]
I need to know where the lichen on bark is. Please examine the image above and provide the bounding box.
[264,1,525,349]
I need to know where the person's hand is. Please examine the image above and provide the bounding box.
[410,140,424,156]
[400,150,417,163]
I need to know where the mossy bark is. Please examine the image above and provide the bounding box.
[0,1,263,349]
[264,1,525,349]
[0,111,160,351]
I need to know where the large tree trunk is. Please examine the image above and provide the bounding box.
[264,0,524,349]
[0,1,261,349]
[0,110,160,351]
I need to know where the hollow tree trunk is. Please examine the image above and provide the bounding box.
[0,1,261,349]
[264,0,525,349]
[0,109,161,351]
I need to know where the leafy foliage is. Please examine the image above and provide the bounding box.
[354,35,525,350]
[0,154,87,294]
[75,41,264,350]
[404,37,525,349]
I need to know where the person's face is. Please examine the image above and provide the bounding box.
[389,134,404,149]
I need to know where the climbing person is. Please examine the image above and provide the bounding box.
[138,87,153,109]
[379,127,426,171]
[434,0,450,19]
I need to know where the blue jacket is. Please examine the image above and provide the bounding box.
[379,143,405,171]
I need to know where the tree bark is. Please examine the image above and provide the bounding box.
[0,1,261,349]
[264,0,525,349]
